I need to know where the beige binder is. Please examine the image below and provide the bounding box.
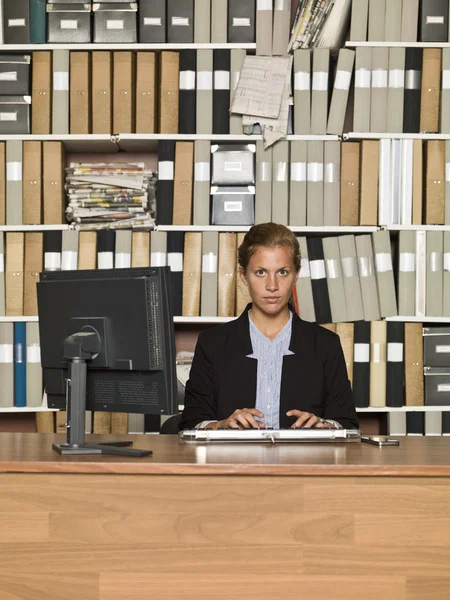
[159,51,180,134]
[31,51,51,134]
[412,139,423,225]
[78,232,97,270]
[173,142,194,225]
[425,140,445,225]
[92,51,112,134]
[218,233,237,317]
[0,142,5,224]
[22,141,42,225]
[340,142,360,226]
[420,49,441,134]
[131,232,150,267]
[360,140,379,225]
[404,322,424,406]
[23,232,43,316]
[69,51,90,134]
[5,232,24,316]
[136,52,157,133]
[182,232,202,317]
[42,142,64,225]
[369,320,387,408]
[113,52,135,134]
[236,232,251,315]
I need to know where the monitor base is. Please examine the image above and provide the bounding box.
[52,442,152,457]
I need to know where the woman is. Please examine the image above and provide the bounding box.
[180,223,358,431]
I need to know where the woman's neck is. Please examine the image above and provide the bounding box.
[248,306,291,340]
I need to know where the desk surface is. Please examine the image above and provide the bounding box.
[1,433,450,476]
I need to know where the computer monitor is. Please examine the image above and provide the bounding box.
[37,266,177,456]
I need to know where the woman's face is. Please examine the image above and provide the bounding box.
[240,245,298,317]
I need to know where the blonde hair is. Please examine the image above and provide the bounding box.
[238,223,301,272]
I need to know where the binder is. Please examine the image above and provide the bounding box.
[353,320,370,408]
[405,322,424,406]
[182,232,202,317]
[30,0,46,43]
[196,49,213,135]
[307,237,331,324]
[306,141,324,226]
[0,234,4,315]
[193,140,211,225]
[23,232,43,316]
[78,232,97,270]
[97,230,115,270]
[406,411,425,435]
[388,411,407,435]
[415,230,427,317]
[52,50,69,134]
[403,48,422,134]
[426,230,444,316]
[398,230,416,316]
[167,231,184,316]
[338,235,364,322]
[420,48,441,134]
[272,0,290,56]
[353,47,372,133]
[336,322,354,386]
[35,411,54,433]
[340,142,359,227]
[138,0,166,43]
[0,143,4,224]
[3,0,30,43]
[327,49,355,136]
[31,51,51,134]
[420,0,449,42]
[61,229,79,271]
[178,50,196,134]
[444,412,450,435]
[131,231,150,267]
[400,139,413,225]
[443,231,450,317]
[296,237,315,322]
[293,49,311,135]
[111,413,128,435]
[425,140,445,225]
[26,322,42,407]
[136,52,157,134]
[157,140,175,225]
[442,49,450,134]
[0,323,14,407]
[401,0,420,41]
[271,140,289,225]
[92,51,112,134]
[256,0,272,56]
[378,138,391,226]
[387,47,405,133]
[368,0,385,41]
[310,49,330,135]
[150,229,167,269]
[384,0,402,41]
[93,412,111,434]
[350,0,369,41]
[370,47,388,133]
[42,142,64,225]
[288,141,306,226]
[5,232,24,316]
[194,0,210,42]
[159,52,179,134]
[229,49,246,134]
[167,0,194,43]
[213,49,231,135]
[172,141,194,225]
[200,230,219,317]
[360,140,379,225]
[22,141,41,225]
[413,139,423,224]
[6,140,22,226]
[372,229,398,317]
[69,51,90,134]
[425,411,443,436]
[322,236,347,323]
[369,320,387,408]
[113,52,134,134]
[323,141,341,227]
[386,323,405,405]
[218,232,237,317]
[446,140,450,223]
[228,0,255,44]
[355,234,381,321]
[236,232,251,315]
[211,0,227,42]
[14,322,26,407]
[44,230,61,272]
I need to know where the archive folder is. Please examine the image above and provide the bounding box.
[23,232,43,316]
[179,50,196,134]
[340,142,359,226]
[52,50,69,135]
[114,230,131,269]
[420,48,441,133]
[211,0,227,42]
[61,230,79,271]
[229,49,246,134]
[311,49,330,135]
[353,320,370,408]
[3,0,30,43]
[385,0,402,41]
[43,142,64,225]
[173,142,194,225]
[159,51,180,134]
[194,0,210,42]
[92,52,112,134]
[182,232,202,317]
[339,235,364,322]
[350,0,368,41]
[113,52,134,134]
[368,0,385,41]
[420,0,449,42]
[6,140,22,226]
[213,49,230,135]
[307,237,331,324]
[369,320,387,408]
[139,0,166,42]
[323,141,340,226]
[157,140,175,225]
[272,0,289,56]
[200,230,219,317]
[387,47,405,133]
[70,52,90,135]
[353,47,371,133]
[356,234,381,321]
[322,236,347,324]
[327,49,355,136]
[131,231,150,267]
[370,47,388,133]
[271,140,289,225]
[5,232,24,317]
[0,323,14,407]
[31,51,51,134]
[289,141,306,226]
[193,140,211,225]
[256,0,272,56]
[136,52,156,134]
[228,0,255,43]
[167,0,194,43]
[293,49,311,135]
[403,48,422,134]
[306,141,324,226]
[167,231,184,316]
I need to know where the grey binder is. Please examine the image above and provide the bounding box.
[61,229,79,271]
[372,229,398,317]
[26,322,43,407]
[444,231,450,317]
[272,0,290,56]
[293,49,311,134]
[196,49,213,135]
[150,230,167,266]
[167,0,194,43]
[353,47,372,133]
[52,50,69,134]
[310,49,330,135]
[255,141,272,224]
[201,230,219,317]
[0,323,14,407]
[271,141,289,225]
[256,0,272,56]
[388,411,407,436]
[401,0,419,41]
[415,230,427,318]
[6,140,22,226]
[230,49,246,134]
[426,230,444,317]
[193,140,211,225]
[355,234,381,321]
[385,0,402,41]
[211,0,227,42]
[194,0,210,42]
[425,411,442,436]
[370,47,388,133]
[338,235,364,322]
[0,234,4,315]
[368,0,385,41]
[115,230,132,268]
[441,49,450,134]
[387,47,405,133]
[350,0,368,41]
[289,140,307,226]
[324,141,341,227]
[128,414,145,434]
[398,230,416,317]
[296,237,316,323]
[327,48,355,135]
[323,236,348,323]
[306,141,324,226]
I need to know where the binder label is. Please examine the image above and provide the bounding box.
[355,68,370,88]
[53,72,69,91]
[44,252,61,271]
[0,344,13,363]
[7,19,26,27]
[202,252,218,273]
[294,71,310,91]
[224,201,242,212]
[443,70,450,89]
[98,253,114,270]
[0,254,3,273]
[354,343,370,362]
[358,256,374,278]
[224,161,242,171]
[6,161,22,182]
[307,162,323,183]
[257,0,272,10]
[115,252,131,269]
[335,70,352,91]
[60,20,78,30]
[233,18,251,26]
[325,162,337,183]
[430,252,443,272]
[14,342,24,364]
[325,258,341,280]
[61,251,78,271]
[0,72,17,81]
[290,162,306,182]
[151,252,166,267]
[258,161,272,182]
[195,162,210,182]
[444,252,450,271]
[375,252,393,273]
[312,71,328,91]
[168,252,183,272]
[426,16,445,24]
[341,257,358,278]
[158,160,174,180]
[180,70,196,90]
[275,161,288,182]
[143,17,162,26]
[214,71,230,91]
[399,252,416,272]
[436,345,450,354]
[405,70,421,90]
[107,20,124,30]
[309,259,326,280]
[438,384,450,392]
[172,17,189,26]
[27,345,41,364]
[197,71,213,90]
[372,69,388,88]
[387,342,403,362]
[299,258,310,277]
[274,0,286,9]
[389,69,405,89]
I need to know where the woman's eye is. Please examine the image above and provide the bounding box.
[256,270,265,276]
[279,269,288,276]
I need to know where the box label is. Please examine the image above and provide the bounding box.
[224,201,243,212]
[107,20,124,30]
[60,20,78,29]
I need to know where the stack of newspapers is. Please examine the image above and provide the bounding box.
[288,0,351,52]
[65,163,156,230]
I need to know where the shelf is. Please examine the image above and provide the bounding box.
[0,134,117,152]
[357,406,450,412]
[0,406,57,413]
[0,43,257,51]
[347,41,450,48]
[384,225,450,232]
[387,316,450,323]
[345,133,450,140]
[158,225,378,233]
[0,225,70,232]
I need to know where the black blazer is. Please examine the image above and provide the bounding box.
[180,305,359,430]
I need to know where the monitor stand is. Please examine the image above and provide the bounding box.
[53,331,152,457]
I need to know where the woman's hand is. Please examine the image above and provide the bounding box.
[286,410,335,429]
[207,409,265,429]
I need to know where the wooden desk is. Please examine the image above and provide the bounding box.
[1,434,450,600]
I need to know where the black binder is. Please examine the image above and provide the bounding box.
[167,231,184,317]
[420,0,449,42]
[178,50,197,134]
[403,47,422,133]
[167,0,194,43]
[97,230,115,269]
[386,321,405,407]
[138,0,166,43]
[3,0,30,43]
[306,237,332,324]
[43,231,62,272]
[406,411,425,434]
[156,141,176,225]
[228,0,255,43]
[353,320,370,408]
[213,49,231,135]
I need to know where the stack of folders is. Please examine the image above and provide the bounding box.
[388,411,450,437]
[0,54,31,134]
[289,0,352,52]
[350,0,450,43]
[353,46,450,135]
[65,163,156,229]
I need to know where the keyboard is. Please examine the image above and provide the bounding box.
[179,428,361,443]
